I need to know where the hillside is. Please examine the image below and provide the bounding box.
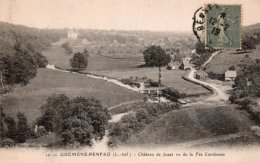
[0,22,65,54]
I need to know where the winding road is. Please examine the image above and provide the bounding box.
[185,66,229,102]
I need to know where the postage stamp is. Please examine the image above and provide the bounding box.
[205,5,241,49]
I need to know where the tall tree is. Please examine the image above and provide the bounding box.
[4,116,17,141]
[143,45,170,102]
[16,112,31,143]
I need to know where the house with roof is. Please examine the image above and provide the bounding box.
[180,57,192,69]
[225,70,237,81]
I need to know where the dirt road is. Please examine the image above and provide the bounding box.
[185,66,229,102]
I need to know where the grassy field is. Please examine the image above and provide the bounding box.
[42,41,210,96]
[1,69,143,124]
[205,46,260,74]
[124,105,256,147]
[90,68,210,95]
[42,41,144,71]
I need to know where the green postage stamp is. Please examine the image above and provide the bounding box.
[205,5,241,49]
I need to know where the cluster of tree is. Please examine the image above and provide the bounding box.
[70,51,88,71]
[161,87,187,102]
[61,42,73,54]
[0,107,32,147]
[230,56,260,102]
[36,94,110,147]
[0,41,48,88]
[107,103,180,147]
[143,45,171,67]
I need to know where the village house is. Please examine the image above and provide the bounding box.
[225,70,237,81]
[181,57,192,69]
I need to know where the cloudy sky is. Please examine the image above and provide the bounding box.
[0,0,260,31]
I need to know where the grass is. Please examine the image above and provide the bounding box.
[42,40,209,96]
[42,41,144,71]
[1,68,143,124]
[125,105,255,146]
[90,68,210,95]
[205,46,260,74]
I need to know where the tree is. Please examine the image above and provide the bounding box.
[37,94,70,131]
[143,45,170,102]
[0,106,6,140]
[4,116,17,141]
[143,45,171,67]
[70,52,88,71]
[82,48,89,58]
[37,94,110,147]
[241,37,256,52]
[16,112,31,143]
[195,41,206,54]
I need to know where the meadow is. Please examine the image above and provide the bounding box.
[90,68,210,95]
[1,68,143,124]
[41,41,210,96]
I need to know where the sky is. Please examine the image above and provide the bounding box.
[0,0,260,31]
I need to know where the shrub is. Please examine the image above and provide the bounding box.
[161,87,186,102]
[121,78,140,88]
[0,138,15,147]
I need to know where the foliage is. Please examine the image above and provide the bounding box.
[0,41,49,87]
[143,45,171,67]
[229,65,236,70]
[16,112,31,143]
[61,42,73,54]
[4,116,17,141]
[161,87,186,102]
[120,78,140,88]
[241,37,256,52]
[70,52,88,71]
[37,94,110,147]
[230,56,260,104]
[82,48,89,58]
[0,138,15,147]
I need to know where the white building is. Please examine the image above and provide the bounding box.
[67,28,78,40]
[225,70,237,81]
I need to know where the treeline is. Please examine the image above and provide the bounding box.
[0,22,65,55]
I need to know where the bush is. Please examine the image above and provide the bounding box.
[0,138,16,147]
[161,87,186,102]
[147,79,163,87]
[121,78,140,88]
[229,65,236,70]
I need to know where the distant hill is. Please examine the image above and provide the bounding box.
[0,22,65,54]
